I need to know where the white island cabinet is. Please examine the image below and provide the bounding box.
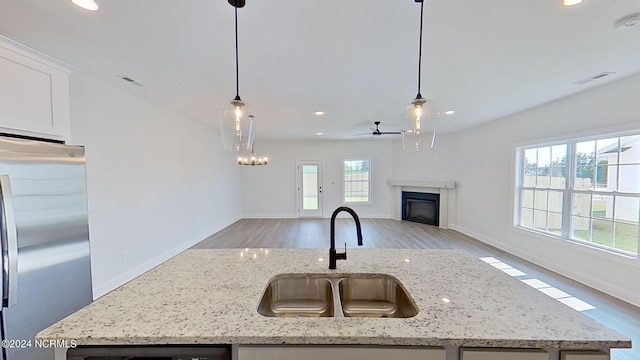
[461,348,550,360]
[0,36,71,141]
[561,351,609,360]
[238,345,446,360]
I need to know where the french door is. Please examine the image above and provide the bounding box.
[296,160,323,217]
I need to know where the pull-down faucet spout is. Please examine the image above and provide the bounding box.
[329,206,363,270]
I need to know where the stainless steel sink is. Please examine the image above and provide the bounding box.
[257,273,418,318]
[257,275,334,317]
[338,275,419,318]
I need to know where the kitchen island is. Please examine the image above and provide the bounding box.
[38,249,631,360]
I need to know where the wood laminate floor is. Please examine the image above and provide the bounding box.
[193,218,640,360]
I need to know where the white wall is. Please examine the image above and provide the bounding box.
[241,139,394,218]
[68,72,242,298]
[452,72,640,307]
[390,133,459,181]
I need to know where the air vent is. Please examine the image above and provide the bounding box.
[119,76,143,87]
[573,72,615,85]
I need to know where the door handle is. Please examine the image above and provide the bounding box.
[319,186,322,194]
[0,175,18,308]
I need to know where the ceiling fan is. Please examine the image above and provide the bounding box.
[353,121,402,136]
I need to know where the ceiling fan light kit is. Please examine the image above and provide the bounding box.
[218,0,257,154]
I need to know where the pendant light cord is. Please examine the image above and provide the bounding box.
[234,5,240,100]
[416,0,424,98]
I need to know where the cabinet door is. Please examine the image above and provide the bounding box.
[238,345,446,360]
[561,351,609,360]
[0,39,70,140]
[461,348,548,360]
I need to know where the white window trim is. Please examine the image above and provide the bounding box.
[342,158,372,205]
[514,129,640,258]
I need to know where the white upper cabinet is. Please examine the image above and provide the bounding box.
[0,36,71,141]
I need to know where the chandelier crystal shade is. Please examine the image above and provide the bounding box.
[401,0,439,151]
[218,0,255,153]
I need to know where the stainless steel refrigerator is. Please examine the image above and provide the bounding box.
[0,136,93,360]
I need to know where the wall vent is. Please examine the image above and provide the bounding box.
[573,72,615,85]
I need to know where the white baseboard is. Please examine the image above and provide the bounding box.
[92,215,241,299]
[243,214,395,219]
[242,214,296,219]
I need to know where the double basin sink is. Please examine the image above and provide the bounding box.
[257,273,418,318]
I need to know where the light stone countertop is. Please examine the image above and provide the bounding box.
[37,249,631,350]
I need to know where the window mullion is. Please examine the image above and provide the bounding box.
[562,141,575,239]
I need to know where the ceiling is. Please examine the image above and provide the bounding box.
[1,0,639,141]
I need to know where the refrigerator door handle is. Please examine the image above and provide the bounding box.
[0,175,18,308]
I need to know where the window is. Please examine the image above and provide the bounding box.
[517,133,640,256]
[343,159,371,204]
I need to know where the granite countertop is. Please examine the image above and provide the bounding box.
[37,248,631,350]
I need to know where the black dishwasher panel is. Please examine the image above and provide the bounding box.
[66,345,231,360]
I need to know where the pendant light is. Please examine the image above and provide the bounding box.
[219,0,256,152]
[402,0,439,151]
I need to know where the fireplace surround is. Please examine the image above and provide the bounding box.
[388,179,456,229]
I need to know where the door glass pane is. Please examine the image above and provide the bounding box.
[302,165,318,210]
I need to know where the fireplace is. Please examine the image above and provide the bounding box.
[402,191,440,226]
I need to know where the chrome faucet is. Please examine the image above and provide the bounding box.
[329,206,363,270]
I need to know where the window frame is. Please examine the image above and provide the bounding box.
[342,158,372,205]
[515,131,640,258]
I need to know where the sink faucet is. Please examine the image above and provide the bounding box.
[329,206,363,269]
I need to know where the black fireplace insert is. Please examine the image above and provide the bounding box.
[402,191,439,226]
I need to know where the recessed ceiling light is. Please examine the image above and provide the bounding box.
[444,110,455,115]
[314,111,325,116]
[72,0,99,11]
[562,0,582,6]
[316,132,324,136]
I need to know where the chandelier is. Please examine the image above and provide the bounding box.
[237,145,268,166]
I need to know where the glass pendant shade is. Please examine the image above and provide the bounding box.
[219,98,255,152]
[402,96,438,150]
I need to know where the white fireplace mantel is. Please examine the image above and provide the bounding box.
[388,179,456,229]
[388,179,456,189]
